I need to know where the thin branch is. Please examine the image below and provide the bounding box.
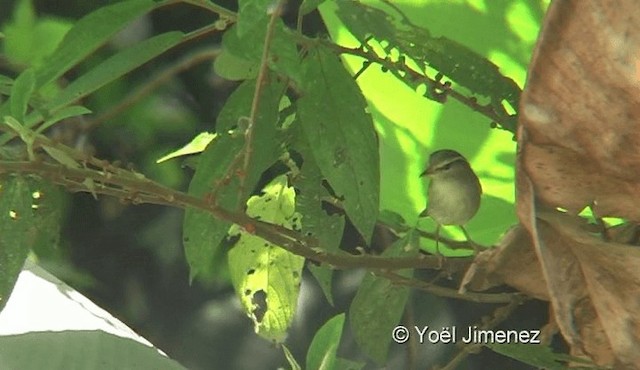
[85,48,220,130]
[324,42,513,130]
[0,159,474,272]
[439,297,529,370]
[240,0,286,200]
[175,0,237,21]
[376,270,521,304]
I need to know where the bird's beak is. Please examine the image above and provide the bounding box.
[419,166,433,177]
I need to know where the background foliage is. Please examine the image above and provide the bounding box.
[0,0,568,369]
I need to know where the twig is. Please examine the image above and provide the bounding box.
[438,297,529,370]
[239,0,286,201]
[85,48,220,130]
[0,159,474,271]
[175,0,237,21]
[376,270,521,304]
[300,38,515,131]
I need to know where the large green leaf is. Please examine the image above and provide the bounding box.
[297,47,379,242]
[349,231,418,365]
[183,79,283,281]
[0,331,186,370]
[26,179,65,257]
[182,133,242,282]
[290,124,345,306]
[0,176,35,312]
[237,0,271,37]
[228,175,305,342]
[221,22,302,84]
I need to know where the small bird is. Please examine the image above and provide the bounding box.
[419,149,482,255]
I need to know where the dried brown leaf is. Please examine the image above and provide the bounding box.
[459,225,548,301]
[520,0,640,220]
[506,0,640,367]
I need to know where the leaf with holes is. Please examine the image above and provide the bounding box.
[298,47,379,242]
[228,175,304,343]
[183,79,283,281]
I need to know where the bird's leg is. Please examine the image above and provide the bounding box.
[460,225,479,255]
[434,224,444,268]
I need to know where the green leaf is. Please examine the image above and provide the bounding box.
[27,180,65,256]
[1,0,36,67]
[300,0,327,16]
[9,68,35,123]
[156,132,216,163]
[38,105,92,133]
[308,265,334,306]
[0,331,186,370]
[0,176,35,313]
[487,343,598,369]
[297,47,379,242]
[0,75,13,96]
[282,344,302,370]
[378,209,406,230]
[306,313,345,370]
[215,79,259,133]
[2,0,72,68]
[291,124,345,305]
[213,50,258,81]
[44,31,184,115]
[237,0,271,38]
[333,358,365,370]
[349,231,418,365]
[182,133,241,282]
[335,1,520,132]
[292,125,345,253]
[228,175,305,343]
[34,0,162,89]
[222,22,302,84]
[183,79,283,281]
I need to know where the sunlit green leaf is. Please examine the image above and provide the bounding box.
[228,175,305,342]
[156,132,216,163]
[335,1,520,132]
